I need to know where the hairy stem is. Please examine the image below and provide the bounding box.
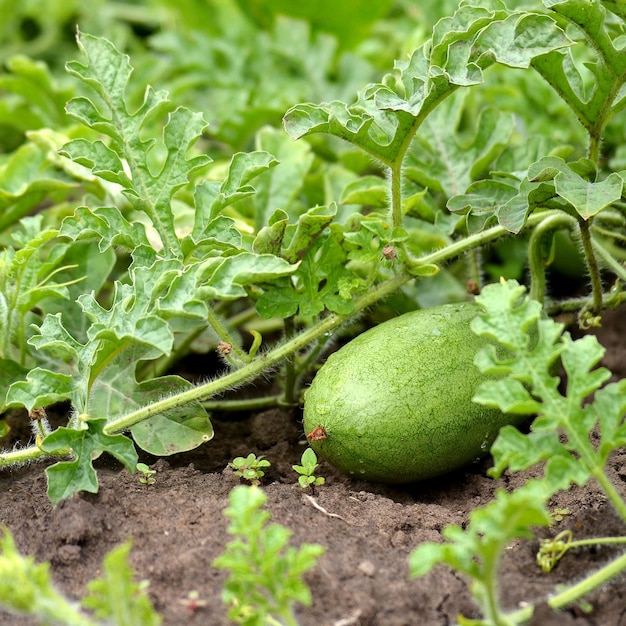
[591,467,626,524]
[0,445,70,468]
[102,212,561,433]
[202,395,283,413]
[481,567,509,626]
[0,211,569,468]
[390,160,403,230]
[466,248,483,292]
[527,212,578,304]
[417,211,558,268]
[103,271,410,434]
[591,235,626,282]
[281,317,298,406]
[546,287,624,316]
[578,218,604,315]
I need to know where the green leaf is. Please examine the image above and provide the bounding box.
[554,169,623,219]
[41,418,138,505]
[0,217,76,364]
[0,54,72,151]
[340,176,389,207]
[0,358,29,411]
[240,0,394,49]
[60,206,151,252]
[198,252,299,300]
[130,376,213,455]
[6,368,76,411]
[253,127,315,229]
[256,230,359,319]
[62,32,211,256]
[79,262,177,354]
[281,204,337,264]
[594,380,626,462]
[543,453,591,491]
[60,138,132,188]
[86,343,160,421]
[532,2,624,130]
[405,105,514,198]
[473,378,542,414]
[471,279,545,351]
[561,334,611,408]
[82,542,161,626]
[283,1,569,170]
[214,485,324,623]
[41,242,116,345]
[283,97,401,164]
[489,427,590,491]
[0,140,80,231]
[252,209,289,256]
[473,279,625,496]
[476,12,572,69]
[192,151,278,240]
[301,448,318,470]
[499,178,557,233]
[448,179,518,232]
[488,427,563,477]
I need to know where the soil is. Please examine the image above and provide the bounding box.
[0,306,625,626]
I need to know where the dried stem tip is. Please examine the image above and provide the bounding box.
[306,426,327,442]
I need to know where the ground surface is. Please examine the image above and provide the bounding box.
[0,306,625,626]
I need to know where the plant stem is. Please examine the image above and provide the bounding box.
[578,218,604,315]
[546,288,624,316]
[202,395,283,412]
[467,248,483,292]
[567,536,626,549]
[0,445,70,468]
[507,550,626,623]
[417,211,558,268]
[0,214,571,465]
[591,235,626,282]
[591,466,626,524]
[282,317,297,405]
[480,568,510,626]
[527,212,578,303]
[103,271,411,434]
[390,160,403,230]
[102,211,561,433]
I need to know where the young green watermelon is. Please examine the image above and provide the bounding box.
[303,302,525,483]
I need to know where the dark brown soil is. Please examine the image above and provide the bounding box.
[0,306,625,626]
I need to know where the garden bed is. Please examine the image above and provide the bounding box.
[2,3,626,625]
[1,305,624,626]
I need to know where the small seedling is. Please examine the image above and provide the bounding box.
[178,590,208,615]
[549,507,571,524]
[293,448,325,494]
[214,485,325,625]
[0,529,161,625]
[228,453,271,486]
[136,463,157,486]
